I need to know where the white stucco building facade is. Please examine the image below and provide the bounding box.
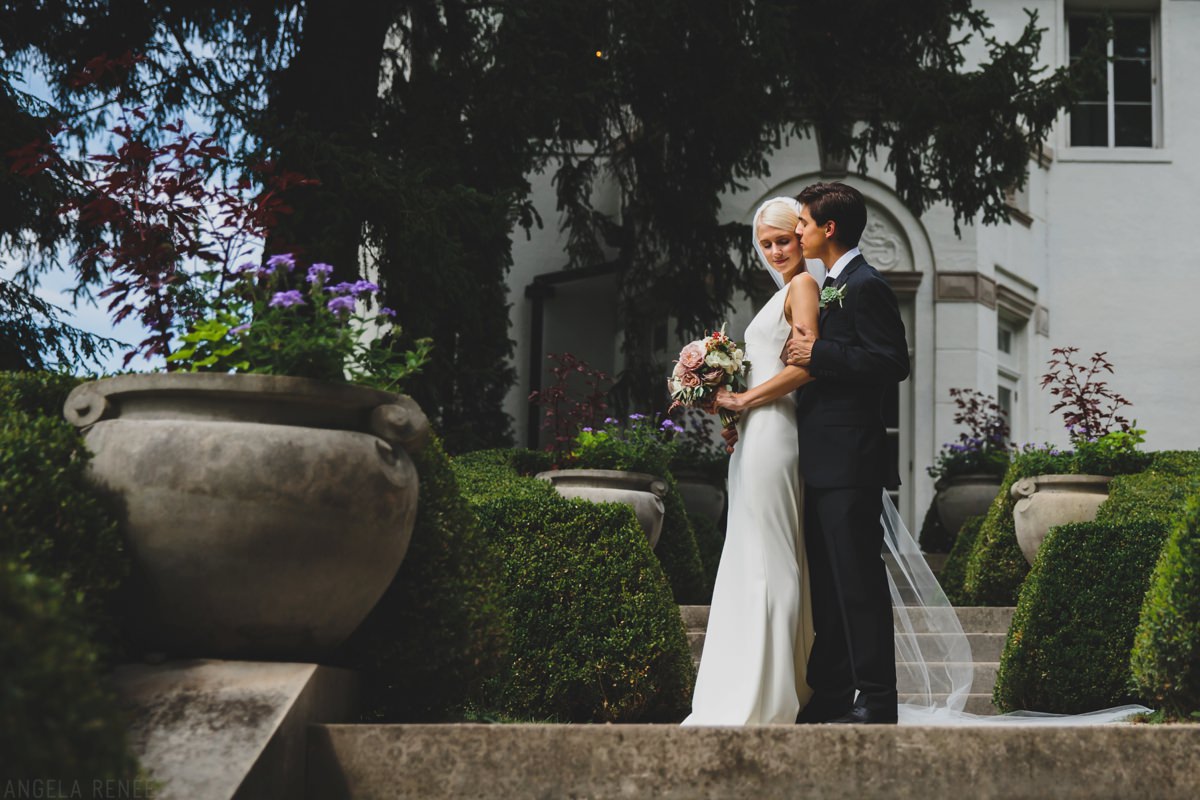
[504,0,1200,528]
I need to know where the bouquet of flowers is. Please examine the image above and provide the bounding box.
[667,325,749,427]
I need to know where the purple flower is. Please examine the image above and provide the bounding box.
[234,261,258,274]
[326,295,356,315]
[379,307,397,319]
[582,426,593,433]
[604,417,617,425]
[268,290,305,308]
[230,322,252,335]
[328,281,355,296]
[266,253,296,273]
[307,262,335,284]
[628,413,646,421]
[351,280,380,297]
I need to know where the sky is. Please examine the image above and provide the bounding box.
[3,59,241,375]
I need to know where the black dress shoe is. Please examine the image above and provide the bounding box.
[824,706,897,725]
[795,694,854,724]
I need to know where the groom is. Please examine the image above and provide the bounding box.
[785,182,909,725]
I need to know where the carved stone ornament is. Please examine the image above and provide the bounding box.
[858,215,910,273]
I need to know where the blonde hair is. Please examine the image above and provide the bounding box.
[755,198,800,235]
[750,196,804,288]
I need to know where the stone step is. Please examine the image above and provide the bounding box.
[686,630,1006,665]
[307,724,1199,799]
[679,605,1015,635]
[899,693,998,716]
[895,663,997,695]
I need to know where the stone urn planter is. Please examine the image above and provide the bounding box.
[1010,474,1113,565]
[934,473,1003,536]
[672,470,727,527]
[64,373,430,660]
[536,469,667,549]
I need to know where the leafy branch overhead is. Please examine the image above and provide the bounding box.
[1,1,1101,429]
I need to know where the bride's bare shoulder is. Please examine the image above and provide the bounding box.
[788,271,819,293]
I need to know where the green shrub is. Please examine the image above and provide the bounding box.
[940,514,984,604]
[961,449,1200,608]
[0,372,128,648]
[958,462,1030,606]
[0,370,83,417]
[918,496,953,554]
[1131,489,1200,718]
[655,476,710,604]
[993,453,1200,713]
[0,560,140,784]
[453,452,694,722]
[689,511,724,591]
[993,519,1168,713]
[339,437,509,721]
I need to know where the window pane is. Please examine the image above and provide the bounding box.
[998,386,1012,424]
[1114,17,1151,59]
[1071,104,1109,147]
[1069,16,1104,59]
[1115,104,1153,147]
[1114,59,1152,103]
[998,328,1012,354]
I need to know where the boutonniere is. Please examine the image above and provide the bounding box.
[819,284,848,309]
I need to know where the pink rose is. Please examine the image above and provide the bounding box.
[701,368,725,386]
[679,341,706,371]
[680,370,702,389]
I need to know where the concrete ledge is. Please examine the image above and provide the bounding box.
[113,660,357,800]
[308,723,1199,800]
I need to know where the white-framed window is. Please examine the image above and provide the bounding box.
[1067,12,1159,148]
[997,316,1024,442]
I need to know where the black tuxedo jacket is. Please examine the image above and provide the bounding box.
[795,254,910,490]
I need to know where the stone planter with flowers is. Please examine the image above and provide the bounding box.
[927,388,1010,543]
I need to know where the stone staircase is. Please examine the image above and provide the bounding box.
[681,603,1013,715]
[682,552,1015,715]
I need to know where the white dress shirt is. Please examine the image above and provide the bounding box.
[824,247,862,284]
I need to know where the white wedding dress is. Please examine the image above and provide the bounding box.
[682,283,815,725]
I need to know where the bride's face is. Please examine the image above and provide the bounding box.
[757,224,802,278]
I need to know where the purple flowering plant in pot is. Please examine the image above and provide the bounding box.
[928,388,1011,537]
[165,252,431,390]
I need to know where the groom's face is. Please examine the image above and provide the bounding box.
[796,205,830,260]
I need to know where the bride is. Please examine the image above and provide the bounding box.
[681,196,821,725]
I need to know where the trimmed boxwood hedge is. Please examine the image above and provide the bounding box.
[940,514,984,605]
[0,371,129,647]
[918,495,954,554]
[993,452,1200,713]
[453,450,695,722]
[1131,489,1200,718]
[339,436,509,721]
[689,511,724,592]
[957,460,1033,607]
[0,559,140,785]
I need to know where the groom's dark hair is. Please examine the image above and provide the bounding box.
[797,182,867,248]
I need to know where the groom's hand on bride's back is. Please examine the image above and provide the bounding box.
[783,324,815,367]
